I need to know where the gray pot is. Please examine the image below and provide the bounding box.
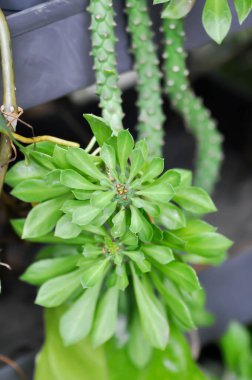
[1,0,251,110]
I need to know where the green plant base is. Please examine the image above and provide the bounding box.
[35,308,206,380]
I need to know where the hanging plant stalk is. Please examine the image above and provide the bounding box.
[126,0,165,157]
[88,0,124,134]
[162,18,223,193]
[0,9,17,195]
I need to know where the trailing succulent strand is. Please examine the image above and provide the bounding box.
[125,0,165,157]
[162,18,223,193]
[6,115,232,368]
[88,0,124,134]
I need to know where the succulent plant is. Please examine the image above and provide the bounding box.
[6,115,232,367]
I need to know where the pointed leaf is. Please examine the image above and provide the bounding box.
[141,157,164,183]
[185,232,233,257]
[5,160,49,187]
[90,190,116,209]
[21,255,79,286]
[117,130,134,178]
[60,284,101,346]
[158,203,186,230]
[162,0,195,19]
[202,0,232,44]
[22,196,70,238]
[174,186,217,214]
[55,214,81,239]
[35,268,84,307]
[84,114,112,146]
[72,204,101,226]
[92,286,120,347]
[11,179,68,202]
[137,182,174,203]
[66,147,106,181]
[52,145,70,169]
[131,266,169,350]
[100,144,116,172]
[164,261,201,292]
[128,149,144,182]
[80,258,110,288]
[142,245,174,265]
[60,169,102,190]
[111,209,126,238]
[234,0,252,24]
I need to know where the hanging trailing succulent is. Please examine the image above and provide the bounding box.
[162,18,223,193]
[88,0,124,134]
[125,0,165,156]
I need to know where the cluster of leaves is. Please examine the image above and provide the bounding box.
[6,114,232,368]
[154,0,252,44]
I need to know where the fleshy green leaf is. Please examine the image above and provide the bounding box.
[80,258,110,288]
[141,157,164,183]
[164,261,201,293]
[174,169,192,187]
[141,245,174,265]
[128,149,144,182]
[71,203,101,226]
[202,0,232,44]
[20,255,79,286]
[100,144,117,172]
[35,268,84,307]
[173,186,217,214]
[60,284,101,346]
[233,0,252,24]
[90,190,116,209]
[163,231,186,250]
[135,139,149,161]
[130,206,153,242]
[124,251,151,273]
[156,169,181,187]
[131,266,169,350]
[116,264,129,290]
[185,232,233,257]
[84,114,112,146]
[5,160,49,187]
[60,169,103,190]
[66,147,106,181]
[111,209,126,238]
[117,130,134,179]
[152,272,195,330]
[22,196,71,239]
[55,214,81,239]
[158,203,186,230]
[11,179,68,202]
[137,182,174,203]
[127,313,152,368]
[174,219,217,239]
[162,0,195,19]
[92,286,120,347]
[52,145,70,169]
[132,197,160,217]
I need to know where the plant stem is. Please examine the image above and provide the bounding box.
[126,0,165,157]
[0,9,17,196]
[88,0,124,134]
[162,18,223,193]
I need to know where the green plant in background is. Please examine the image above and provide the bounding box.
[126,0,165,157]
[220,322,252,380]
